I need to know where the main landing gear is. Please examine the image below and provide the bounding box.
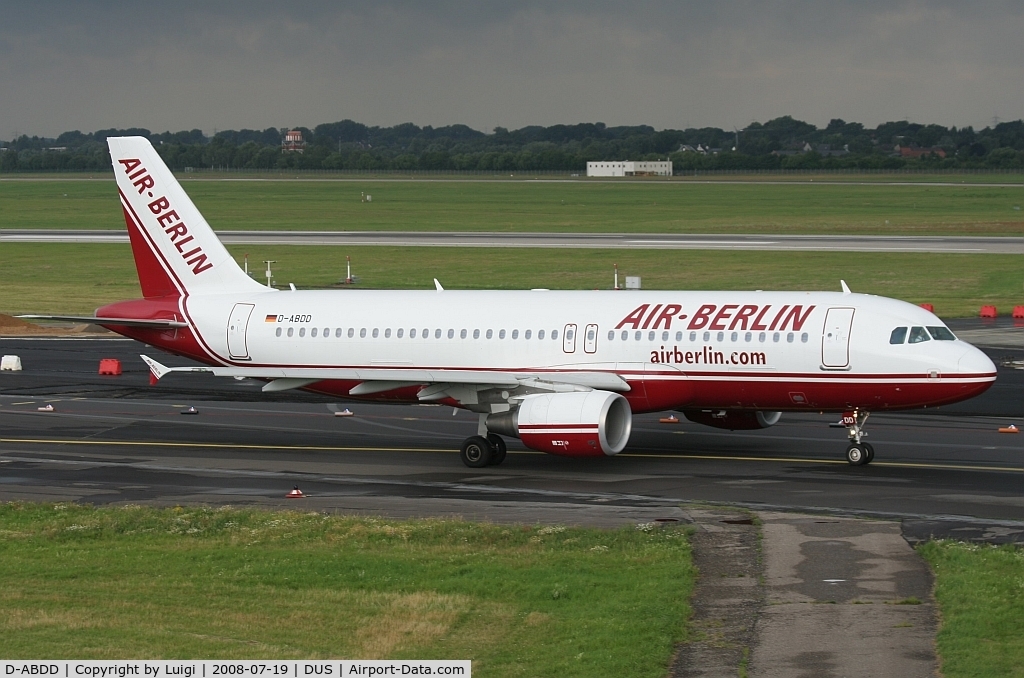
[459,434,508,468]
[842,409,874,466]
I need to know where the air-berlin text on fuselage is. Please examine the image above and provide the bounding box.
[615,303,815,332]
[118,158,213,275]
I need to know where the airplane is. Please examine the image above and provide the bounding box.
[21,136,998,468]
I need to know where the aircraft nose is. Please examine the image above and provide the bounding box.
[958,344,996,375]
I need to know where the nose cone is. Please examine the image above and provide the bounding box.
[958,344,997,376]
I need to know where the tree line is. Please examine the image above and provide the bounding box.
[4,116,1024,172]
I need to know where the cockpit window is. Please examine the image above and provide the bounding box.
[889,327,908,344]
[908,326,931,344]
[927,326,957,341]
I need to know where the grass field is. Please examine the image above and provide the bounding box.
[918,541,1024,678]
[3,177,1024,234]
[0,503,693,673]
[1,242,1022,318]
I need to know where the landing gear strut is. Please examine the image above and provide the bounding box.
[842,409,874,466]
[459,434,508,468]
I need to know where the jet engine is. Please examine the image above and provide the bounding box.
[486,390,632,457]
[680,409,782,430]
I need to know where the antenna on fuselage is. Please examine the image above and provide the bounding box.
[840,280,852,295]
[434,278,444,292]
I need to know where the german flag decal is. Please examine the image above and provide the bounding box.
[265,314,277,323]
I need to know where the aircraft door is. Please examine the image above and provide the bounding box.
[584,324,598,354]
[227,303,255,360]
[821,307,855,369]
[563,324,577,353]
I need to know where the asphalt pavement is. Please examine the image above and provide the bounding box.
[5,229,1024,253]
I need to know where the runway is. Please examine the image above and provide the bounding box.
[1,330,1023,542]
[4,229,1024,253]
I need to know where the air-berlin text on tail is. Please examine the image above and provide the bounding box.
[118,158,213,275]
[615,303,816,332]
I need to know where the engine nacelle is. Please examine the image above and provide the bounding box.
[486,390,632,457]
[680,409,782,430]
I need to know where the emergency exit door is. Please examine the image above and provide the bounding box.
[227,303,255,360]
[821,307,855,369]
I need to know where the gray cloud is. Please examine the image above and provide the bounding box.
[1,1,1022,139]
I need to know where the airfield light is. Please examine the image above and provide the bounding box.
[263,260,276,288]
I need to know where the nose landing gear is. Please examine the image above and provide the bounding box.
[842,410,874,466]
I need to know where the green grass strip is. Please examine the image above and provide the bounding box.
[918,541,1024,677]
[2,243,1023,318]
[0,503,693,676]
[2,178,1023,234]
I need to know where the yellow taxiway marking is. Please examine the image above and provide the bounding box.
[0,437,1021,473]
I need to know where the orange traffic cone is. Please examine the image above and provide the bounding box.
[286,486,304,498]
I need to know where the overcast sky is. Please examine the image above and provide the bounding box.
[2,1,1023,139]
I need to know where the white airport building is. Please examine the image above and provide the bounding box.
[586,160,673,177]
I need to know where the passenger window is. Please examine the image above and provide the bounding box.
[499,329,506,339]
[335,328,342,338]
[525,330,532,339]
[275,327,282,337]
[889,327,908,344]
[635,331,642,341]
[397,328,404,338]
[311,328,318,337]
[773,332,780,342]
[538,330,544,340]
[323,327,328,337]
[676,331,683,341]
[460,329,467,339]
[786,332,794,343]
[359,328,366,338]
[287,328,294,337]
[927,326,956,341]
[372,328,379,338]
[648,331,655,341]
[703,332,710,341]
[551,330,558,340]
[662,331,669,341]
[717,332,724,342]
[486,329,493,339]
[690,332,696,341]
[447,329,454,339]
[801,332,808,343]
[621,330,628,340]
[512,329,519,339]
[347,328,354,338]
[745,332,752,342]
[908,326,931,343]
[473,329,480,339]
[423,328,429,338]
[730,332,738,342]
[384,328,391,338]
[299,328,305,337]
[608,330,615,340]
[759,332,766,342]
[588,329,595,340]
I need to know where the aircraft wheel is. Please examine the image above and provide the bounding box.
[845,443,869,466]
[862,442,875,464]
[486,434,507,465]
[460,436,493,468]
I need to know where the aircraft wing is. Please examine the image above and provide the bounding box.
[141,355,630,395]
[19,315,189,329]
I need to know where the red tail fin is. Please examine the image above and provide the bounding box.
[122,206,178,298]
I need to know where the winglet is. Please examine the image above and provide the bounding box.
[434,278,444,291]
[840,280,852,295]
[141,355,172,381]
[140,354,213,381]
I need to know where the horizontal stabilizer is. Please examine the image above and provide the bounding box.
[19,315,188,328]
